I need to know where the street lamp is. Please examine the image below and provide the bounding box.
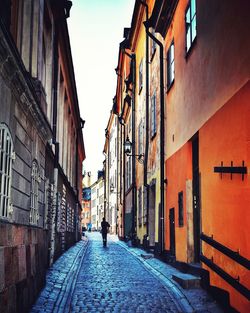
[124,136,144,164]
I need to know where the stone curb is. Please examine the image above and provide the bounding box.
[116,240,194,313]
[54,238,89,313]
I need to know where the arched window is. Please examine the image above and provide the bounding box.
[30,160,40,224]
[0,124,14,218]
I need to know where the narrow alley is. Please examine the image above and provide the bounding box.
[30,233,223,313]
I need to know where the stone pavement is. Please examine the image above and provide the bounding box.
[30,232,224,313]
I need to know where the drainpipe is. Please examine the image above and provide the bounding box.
[139,1,150,245]
[118,116,126,239]
[144,24,165,254]
[123,50,137,242]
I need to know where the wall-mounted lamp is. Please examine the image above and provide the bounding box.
[110,183,119,194]
[124,136,144,164]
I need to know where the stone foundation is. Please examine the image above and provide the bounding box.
[0,222,49,313]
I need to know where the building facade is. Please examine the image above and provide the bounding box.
[107,0,250,312]
[0,1,85,312]
[90,173,104,231]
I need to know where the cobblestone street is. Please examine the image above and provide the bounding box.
[30,233,223,313]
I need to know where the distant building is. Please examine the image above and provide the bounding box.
[90,173,105,231]
[82,187,91,230]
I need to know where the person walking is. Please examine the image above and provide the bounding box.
[101,217,110,247]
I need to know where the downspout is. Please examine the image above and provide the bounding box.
[122,50,137,242]
[131,54,137,243]
[144,24,165,254]
[118,117,126,240]
[50,20,59,266]
[139,1,150,243]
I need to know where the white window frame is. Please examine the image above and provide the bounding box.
[30,160,40,225]
[0,124,14,219]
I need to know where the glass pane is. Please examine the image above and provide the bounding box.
[186,27,191,51]
[192,16,197,42]
[191,0,196,18]
[172,61,175,81]
[0,150,3,172]
[171,44,174,63]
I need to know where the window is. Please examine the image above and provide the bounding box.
[151,91,157,137]
[30,160,40,224]
[126,157,132,190]
[151,29,157,59]
[0,124,14,218]
[178,191,184,227]
[186,0,197,52]
[138,187,143,226]
[167,41,175,89]
[138,120,143,155]
[139,59,143,93]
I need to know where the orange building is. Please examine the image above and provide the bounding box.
[149,0,250,312]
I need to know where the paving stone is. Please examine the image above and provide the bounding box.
[30,233,224,313]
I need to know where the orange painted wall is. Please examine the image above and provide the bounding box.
[199,81,250,313]
[165,0,250,159]
[165,142,192,262]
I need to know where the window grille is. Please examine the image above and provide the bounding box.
[186,0,197,52]
[0,124,14,218]
[30,160,40,224]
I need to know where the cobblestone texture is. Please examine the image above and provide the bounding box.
[30,233,224,313]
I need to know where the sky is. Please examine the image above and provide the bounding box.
[68,0,135,181]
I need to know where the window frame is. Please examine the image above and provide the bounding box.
[138,120,143,155]
[139,59,143,94]
[178,191,184,227]
[167,40,175,90]
[150,29,157,61]
[150,91,157,138]
[30,160,40,225]
[0,124,14,219]
[185,0,197,54]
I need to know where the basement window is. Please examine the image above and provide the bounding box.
[0,124,14,219]
[185,0,197,53]
[178,191,184,227]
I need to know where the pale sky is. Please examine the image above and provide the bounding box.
[68,0,135,181]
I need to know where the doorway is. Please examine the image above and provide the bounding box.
[148,183,156,247]
[169,207,176,256]
[192,134,201,262]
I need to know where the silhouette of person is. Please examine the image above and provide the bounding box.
[101,217,110,247]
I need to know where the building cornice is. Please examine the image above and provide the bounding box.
[0,21,52,143]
